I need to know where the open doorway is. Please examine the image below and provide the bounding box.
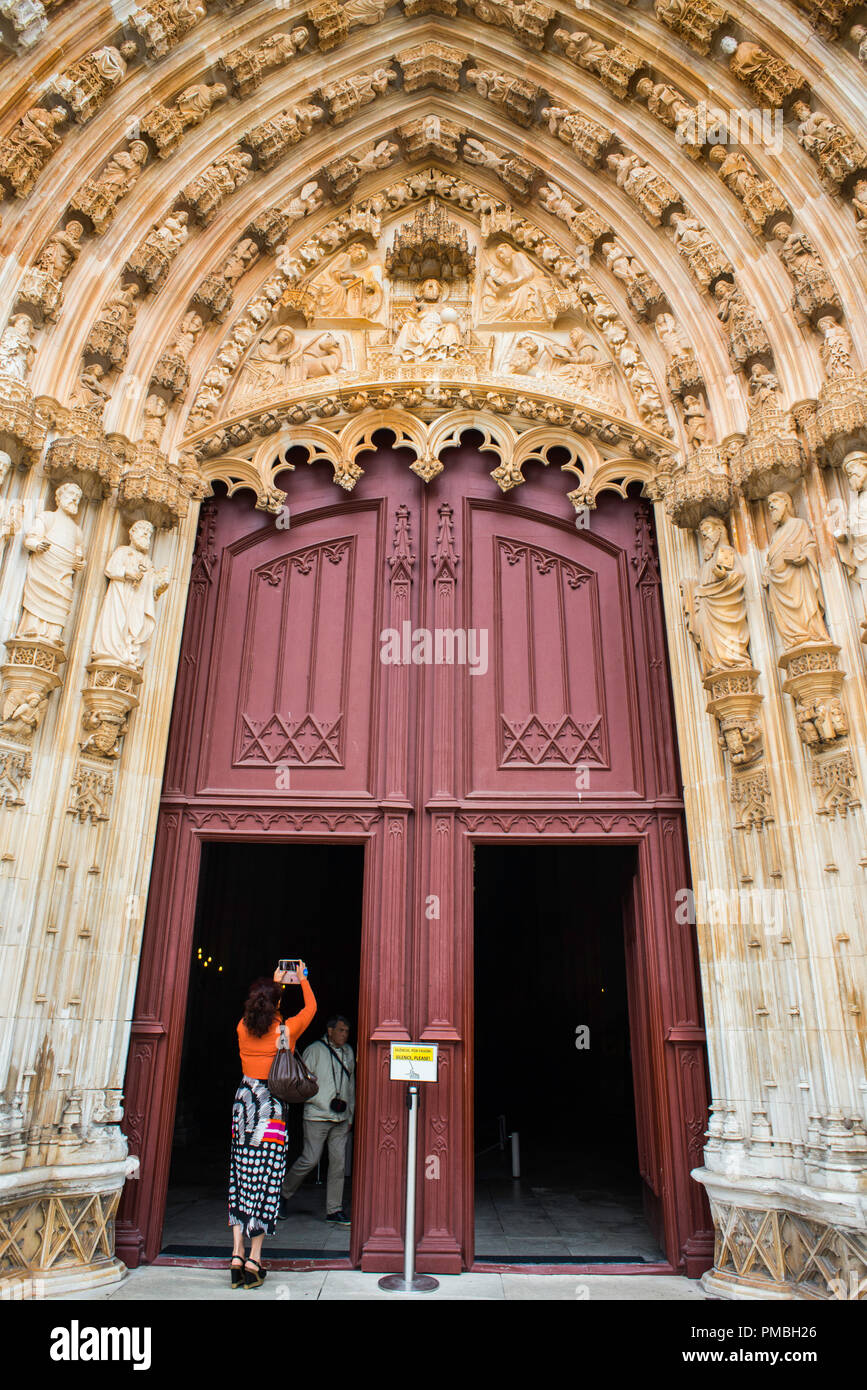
[473,843,663,1263]
[162,840,364,1259]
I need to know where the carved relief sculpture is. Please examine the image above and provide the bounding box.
[606,151,681,226]
[69,140,149,233]
[772,223,843,323]
[682,516,764,769]
[542,107,612,169]
[466,0,554,48]
[309,243,383,320]
[793,103,867,189]
[16,221,85,323]
[0,105,67,198]
[389,279,462,361]
[243,104,324,170]
[480,243,557,322]
[84,284,141,369]
[553,28,646,98]
[682,516,752,676]
[466,69,541,126]
[152,311,203,398]
[180,150,254,225]
[707,148,792,236]
[0,314,35,381]
[140,82,228,158]
[722,40,808,109]
[601,239,666,318]
[317,68,397,124]
[654,0,727,54]
[125,212,189,291]
[635,78,703,159]
[669,213,733,288]
[130,0,206,57]
[220,30,309,97]
[830,451,867,638]
[713,280,772,368]
[53,42,139,123]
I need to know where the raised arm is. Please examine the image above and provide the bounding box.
[286,968,317,1051]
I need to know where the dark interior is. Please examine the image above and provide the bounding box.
[473,843,662,1262]
[163,841,364,1257]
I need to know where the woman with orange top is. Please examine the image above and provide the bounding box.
[228,961,316,1288]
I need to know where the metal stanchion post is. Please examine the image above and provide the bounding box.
[378,1084,439,1293]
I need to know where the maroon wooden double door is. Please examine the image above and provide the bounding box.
[116,443,712,1275]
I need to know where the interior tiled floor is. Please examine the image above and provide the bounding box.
[163,1137,661,1263]
[161,1144,352,1257]
[473,1142,664,1262]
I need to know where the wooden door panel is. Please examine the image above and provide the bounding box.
[199,506,380,796]
[466,501,638,798]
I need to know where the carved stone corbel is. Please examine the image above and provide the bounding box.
[44,404,119,498]
[665,446,733,529]
[732,390,807,500]
[779,642,847,750]
[0,375,43,464]
[117,443,205,527]
[68,661,141,823]
[704,669,764,767]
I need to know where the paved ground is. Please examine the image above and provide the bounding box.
[67,1266,707,1301]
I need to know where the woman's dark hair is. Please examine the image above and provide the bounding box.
[243,978,282,1038]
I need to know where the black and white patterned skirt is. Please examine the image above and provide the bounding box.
[228,1076,287,1238]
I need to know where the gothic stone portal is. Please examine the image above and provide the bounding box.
[116,444,712,1275]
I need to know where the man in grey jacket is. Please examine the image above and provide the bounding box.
[281,1015,355,1224]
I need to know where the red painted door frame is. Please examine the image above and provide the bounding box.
[116,446,713,1277]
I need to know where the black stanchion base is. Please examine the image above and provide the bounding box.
[378,1273,440,1292]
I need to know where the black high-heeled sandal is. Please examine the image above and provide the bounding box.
[230,1256,245,1289]
[243,1258,267,1289]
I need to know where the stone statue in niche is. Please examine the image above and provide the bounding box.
[654,312,691,359]
[683,394,713,448]
[309,242,383,320]
[91,519,169,669]
[29,219,85,283]
[15,481,85,642]
[762,491,830,649]
[681,515,751,675]
[54,41,138,122]
[1,688,48,739]
[0,314,35,380]
[393,279,462,360]
[713,279,772,366]
[70,141,149,233]
[480,243,557,322]
[0,106,67,198]
[817,316,855,377]
[71,363,111,409]
[830,451,867,623]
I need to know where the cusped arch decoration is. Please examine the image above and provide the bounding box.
[197,402,658,515]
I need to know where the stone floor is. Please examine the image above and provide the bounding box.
[473,1149,663,1262]
[67,1267,707,1301]
[163,1136,660,1263]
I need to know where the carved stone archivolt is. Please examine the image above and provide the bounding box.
[3,0,867,1305]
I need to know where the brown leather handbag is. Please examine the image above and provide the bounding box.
[268,1022,319,1103]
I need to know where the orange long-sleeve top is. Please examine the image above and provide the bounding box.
[237,976,317,1081]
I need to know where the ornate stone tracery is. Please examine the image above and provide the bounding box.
[0,0,865,1308]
